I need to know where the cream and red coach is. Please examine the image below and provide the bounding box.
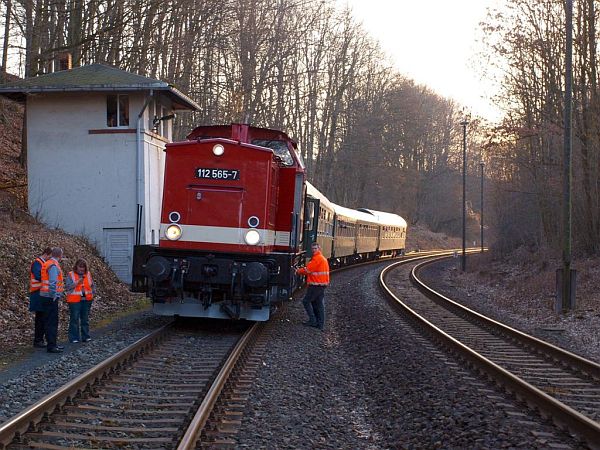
[132,124,306,320]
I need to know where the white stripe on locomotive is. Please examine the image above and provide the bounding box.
[159,223,291,247]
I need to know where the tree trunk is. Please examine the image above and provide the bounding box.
[2,0,11,80]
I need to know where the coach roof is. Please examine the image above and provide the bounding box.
[306,182,334,212]
[332,204,380,225]
[358,208,407,228]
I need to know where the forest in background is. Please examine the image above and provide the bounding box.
[481,0,600,256]
[4,0,599,260]
[0,0,485,244]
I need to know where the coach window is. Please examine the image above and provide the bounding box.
[107,94,129,127]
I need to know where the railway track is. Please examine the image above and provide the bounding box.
[380,255,600,449]
[0,320,261,449]
[0,248,474,450]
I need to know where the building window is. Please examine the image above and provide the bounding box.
[107,94,129,127]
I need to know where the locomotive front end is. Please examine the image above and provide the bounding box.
[132,124,305,321]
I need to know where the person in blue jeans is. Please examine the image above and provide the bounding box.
[40,247,65,353]
[29,247,52,348]
[65,259,96,343]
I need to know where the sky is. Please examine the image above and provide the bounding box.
[339,0,504,122]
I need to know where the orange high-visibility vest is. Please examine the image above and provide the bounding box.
[40,259,64,296]
[29,257,45,293]
[298,250,330,286]
[66,271,93,303]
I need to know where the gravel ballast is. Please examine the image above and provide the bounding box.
[419,256,600,365]
[0,309,170,423]
[236,261,585,449]
[0,260,587,449]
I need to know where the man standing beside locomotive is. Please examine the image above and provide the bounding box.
[296,242,330,330]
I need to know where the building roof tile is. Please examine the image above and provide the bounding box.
[0,63,199,110]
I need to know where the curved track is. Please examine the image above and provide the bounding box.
[0,321,261,449]
[0,249,476,450]
[380,255,600,448]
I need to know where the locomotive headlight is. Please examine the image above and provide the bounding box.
[165,224,182,241]
[244,229,261,245]
[212,144,225,156]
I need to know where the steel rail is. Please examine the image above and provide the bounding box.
[379,256,600,448]
[177,322,261,449]
[0,323,172,449]
[411,256,600,380]
[329,248,463,275]
[0,248,468,449]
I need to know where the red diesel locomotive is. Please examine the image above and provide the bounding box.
[131,123,407,321]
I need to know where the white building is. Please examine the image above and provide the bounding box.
[0,64,199,281]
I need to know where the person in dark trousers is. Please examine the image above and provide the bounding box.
[296,242,330,330]
[65,259,95,343]
[40,247,65,353]
[29,247,52,348]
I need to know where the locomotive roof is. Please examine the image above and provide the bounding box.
[187,124,296,146]
[306,182,334,212]
[332,204,380,225]
[358,208,407,228]
[167,137,273,152]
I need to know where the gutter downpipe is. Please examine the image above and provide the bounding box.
[136,90,154,245]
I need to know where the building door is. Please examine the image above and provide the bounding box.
[103,227,134,283]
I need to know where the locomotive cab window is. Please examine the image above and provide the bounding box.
[252,140,294,166]
[107,94,129,127]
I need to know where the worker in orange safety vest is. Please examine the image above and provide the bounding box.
[29,247,52,348]
[65,258,96,344]
[296,242,330,330]
[40,247,65,353]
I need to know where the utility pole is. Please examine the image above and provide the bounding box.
[460,118,468,271]
[558,0,576,312]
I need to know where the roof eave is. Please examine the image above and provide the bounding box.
[0,84,200,111]
[0,82,166,93]
[165,86,200,111]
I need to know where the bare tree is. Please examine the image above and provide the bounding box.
[1,0,472,238]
